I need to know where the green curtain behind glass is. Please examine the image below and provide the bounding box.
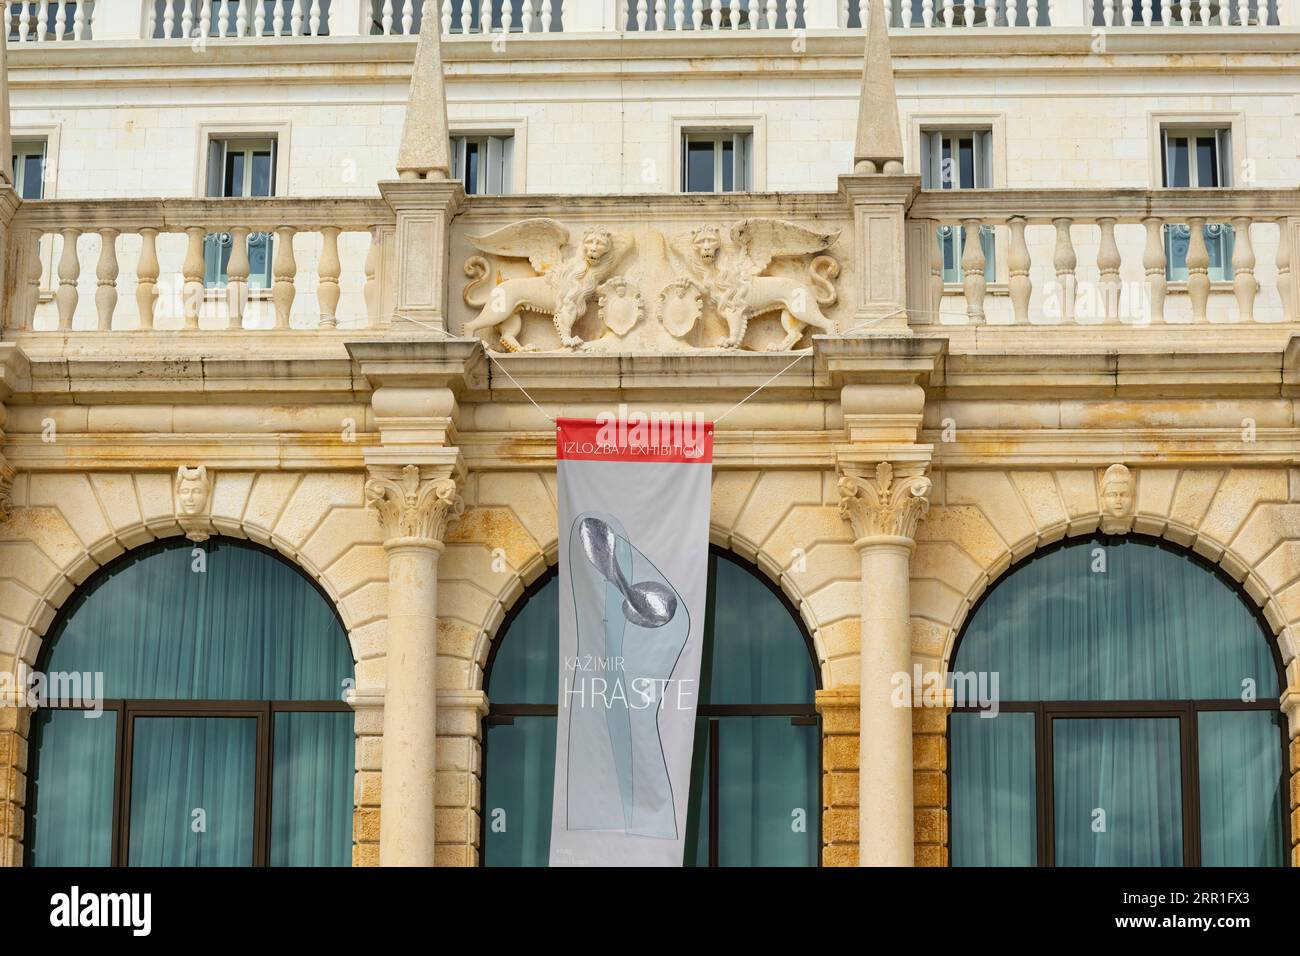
[129,717,257,866]
[272,712,356,866]
[1053,718,1183,867]
[950,712,1036,866]
[26,709,117,866]
[483,553,818,866]
[956,539,1279,701]
[1198,711,1285,866]
[43,540,354,700]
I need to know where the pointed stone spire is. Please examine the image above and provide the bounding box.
[1,31,12,186]
[395,14,451,181]
[853,2,904,176]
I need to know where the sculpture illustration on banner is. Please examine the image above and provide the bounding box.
[565,513,689,839]
[462,218,634,352]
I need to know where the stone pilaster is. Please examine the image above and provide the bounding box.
[434,688,487,867]
[838,461,931,867]
[0,703,31,867]
[365,463,463,867]
[815,687,860,867]
[378,179,466,333]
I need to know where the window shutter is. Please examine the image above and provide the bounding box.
[205,138,225,198]
[1216,128,1232,187]
[977,129,993,188]
[486,136,505,196]
[501,134,515,193]
[268,138,278,196]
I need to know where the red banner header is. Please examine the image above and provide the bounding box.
[557,415,714,464]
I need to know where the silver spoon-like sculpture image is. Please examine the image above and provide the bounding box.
[578,516,677,629]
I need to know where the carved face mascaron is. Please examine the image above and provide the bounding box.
[581,229,612,266]
[176,468,210,516]
[692,229,721,264]
[1098,464,1133,534]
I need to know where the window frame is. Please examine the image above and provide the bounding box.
[451,133,514,196]
[479,545,823,867]
[680,130,753,194]
[201,134,280,292]
[946,533,1292,868]
[24,538,355,869]
[1155,122,1237,284]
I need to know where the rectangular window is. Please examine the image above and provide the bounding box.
[1161,126,1233,282]
[11,139,47,200]
[451,134,514,196]
[203,137,277,290]
[681,130,752,194]
[920,128,995,284]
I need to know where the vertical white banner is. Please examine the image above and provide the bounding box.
[550,414,714,866]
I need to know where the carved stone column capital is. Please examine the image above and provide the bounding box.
[838,461,932,543]
[365,463,464,547]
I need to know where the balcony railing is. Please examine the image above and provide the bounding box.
[2,0,1290,41]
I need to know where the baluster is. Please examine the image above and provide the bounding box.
[926,225,943,324]
[182,227,206,331]
[943,0,954,26]
[1007,216,1031,325]
[363,227,380,327]
[273,0,285,33]
[1160,0,1170,24]
[93,229,119,331]
[291,0,303,33]
[1278,218,1294,321]
[1026,0,1037,25]
[1102,0,1113,23]
[961,221,986,322]
[1052,217,1077,324]
[1186,216,1210,322]
[200,0,212,36]
[458,0,469,31]
[711,0,722,27]
[318,227,342,329]
[900,0,912,24]
[55,229,80,331]
[691,0,702,29]
[1122,0,1135,23]
[180,0,192,37]
[254,0,266,34]
[219,0,230,34]
[523,0,535,29]
[225,227,250,328]
[35,0,47,42]
[20,231,44,331]
[962,0,973,25]
[54,0,66,37]
[310,0,321,31]
[1006,0,1017,25]
[1198,0,1209,23]
[921,0,933,25]
[729,0,740,27]
[1096,217,1121,323]
[856,0,866,28]
[634,0,645,27]
[1231,217,1256,322]
[441,0,452,31]
[763,0,775,27]
[272,226,297,330]
[673,0,684,26]
[782,0,794,25]
[1141,217,1166,325]
[984,0,994,25]
[479,0,491,31]
[74,0,86,39]
[1140,0,1150,23]
[542,0,553,30]
[19,1,30,41]
[1232,0,1245,25]
[1219,0,1232,23]
[136,229,160,330]
[501,0,513,29]
[400,0,412,31]
[1179,0,1189,24]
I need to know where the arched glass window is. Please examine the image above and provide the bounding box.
[26,539,355,867]
[950,536,1288,867]
[483,550,820,866]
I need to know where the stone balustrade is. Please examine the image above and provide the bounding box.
[907,187,1299,326]
[2,0,1289,41]
[2,197,393,333]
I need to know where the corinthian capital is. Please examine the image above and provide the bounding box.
[838,462,932,542]
[0,458,13,525]
[365,464,464,545]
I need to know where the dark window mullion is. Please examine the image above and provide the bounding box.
[708,718,720,868]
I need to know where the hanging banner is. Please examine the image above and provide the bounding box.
[550,412,714,867]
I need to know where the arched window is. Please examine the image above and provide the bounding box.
[950,536,1288,867]
[26,539,355,867]
[483,549,820,866]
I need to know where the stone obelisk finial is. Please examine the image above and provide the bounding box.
[1,31,13,187]
[395,14,451,181]
[853,2,904,176]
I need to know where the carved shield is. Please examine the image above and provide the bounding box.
[658,280,704,338]
[598,278,643,337]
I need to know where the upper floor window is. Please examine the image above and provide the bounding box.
[11,139,47,200]
[682,130,752,193]
[950,537,1287,867]
[483,551,820,866]
[452,134,514,196]
[27,539,356,867]
[921,128,995,284]
[204,137,277,290]
[1161,126,1233,282]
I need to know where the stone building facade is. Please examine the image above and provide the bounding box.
[0,4,1297,867]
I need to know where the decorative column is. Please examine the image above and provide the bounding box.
[365,464,464,867]
[838,461,931,866]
